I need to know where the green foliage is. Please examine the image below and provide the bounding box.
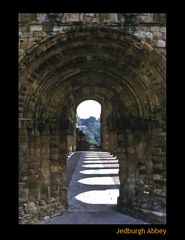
[77,116,100,145]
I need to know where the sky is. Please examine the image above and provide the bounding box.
[77,100,101,119]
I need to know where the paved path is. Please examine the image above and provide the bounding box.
[41,151,148,224]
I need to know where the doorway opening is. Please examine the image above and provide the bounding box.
[76,100,101,151]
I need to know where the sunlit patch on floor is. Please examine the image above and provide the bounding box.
[82,163,119,168]
[75,189,119,204]
[83,160,118,163]
[80,169,119,175]
[83,157,117,160]
[78,176,120,185]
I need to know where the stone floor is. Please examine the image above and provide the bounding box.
[41,151,148,224]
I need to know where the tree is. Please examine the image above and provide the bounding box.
[77,116,100,145]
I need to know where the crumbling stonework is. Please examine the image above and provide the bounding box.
[19,13,166,224]
[19,13,166,60]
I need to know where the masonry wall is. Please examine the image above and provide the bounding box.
[19,13,166,59]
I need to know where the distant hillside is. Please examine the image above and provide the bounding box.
[77,116,100,145]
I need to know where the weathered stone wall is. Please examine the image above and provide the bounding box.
[19,123,68,223]
[19,13,166,60]
[19,13,166,224]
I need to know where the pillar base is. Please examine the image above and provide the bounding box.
[117,196,166,224]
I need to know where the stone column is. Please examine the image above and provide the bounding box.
[109,131,117,156]
[58,131,68,208]
[25,126,40,223]
[49,128,68,216]
[19,120,29,223]
[49,130,60,216]
[38,126,50,219]
[117,116,166,223]
[117,130,137,212]
[102,114,112,151]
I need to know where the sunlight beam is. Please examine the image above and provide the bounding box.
[78,176,120,185]
[82,164,119,168]
[83,160,118,163]
[75,189,119,204]
[80,169,119,175]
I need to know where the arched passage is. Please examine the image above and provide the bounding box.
[19,26,166,223]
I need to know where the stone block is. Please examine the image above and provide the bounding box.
[134,31,145,39]
[19,25,29,32]
[19,189,28,202]
[30,25,43,32]
[28,179,38,187]
[39,200,47,206]
[50,191,59,198]
[50,197,57,203]
[50,165,59,173]
[27,202,37,214]
[22,32,32,38]
[145,32,153,40]
[153,31,163,38]
[33,31,43,37]
[19,32,23,38]
[140,14,153,23]
[151,26,161,32]
[50,154,59,161]
[20,42,30,49]
[153,174,162,180]
[68,14,79,22]
[153,163,164,169]
[53,26,64,32]
[163,32,166,40]
[157,40,166,48]
[50,148,59,154]
[160,27,166,33]
[127,146,135,154]
[153,147,162,154]
[36,13,47,22]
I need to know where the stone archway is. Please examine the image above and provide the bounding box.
[19,26,166,223]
